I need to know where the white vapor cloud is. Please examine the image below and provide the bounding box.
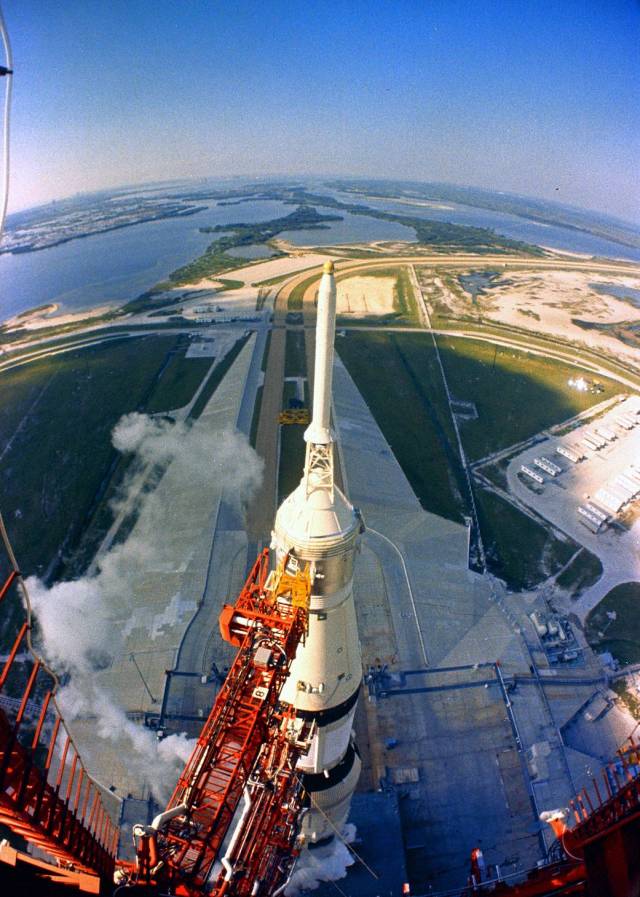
[27,411,263,800]
[286,824,357,894]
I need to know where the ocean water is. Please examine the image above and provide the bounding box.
[331,192,640,263]
[458,271,500,303]
[2,188,639,324]
[280,210,415,246]
[0,199,292,321]
[591,282,640,308]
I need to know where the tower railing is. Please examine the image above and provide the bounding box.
[0,512,117,881]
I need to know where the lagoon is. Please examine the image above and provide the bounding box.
[0,199,292,321]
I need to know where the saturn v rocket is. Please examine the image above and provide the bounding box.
[272,260,362,845]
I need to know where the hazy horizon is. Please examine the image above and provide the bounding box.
[7,172,640,231]
[4,1,639,222]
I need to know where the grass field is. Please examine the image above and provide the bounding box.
[337,331,467,523]
[189,334,251,419]
[586,582,640,665]
[555,548,603,597]
[288,273,321,310]
[145,336,213,413]
[249,385,263,449]
[338,330,594,589]
[436,336,622,461]
[277,380,306,505]
[0,334,226,592]
[277,332,308,503]
[475,489,577,590]
[285,330,308,379]
[0,337,183,587]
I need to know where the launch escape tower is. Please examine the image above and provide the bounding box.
[273,260,363,844]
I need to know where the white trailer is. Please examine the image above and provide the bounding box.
[594,488,625,514]
[556,445,580,463]
[533,457,559,477]
[521,465,544,484]
[585,431,606,448]
[578,506,603,533]
[585,503,607,522]
[615,475,639,496]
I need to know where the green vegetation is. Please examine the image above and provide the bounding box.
[436,336,621,461]
[255,266,318,287]
[249,385,263,449]
[277,331,310,504]
[261,331,272,372]
[285,330,308,378]
[119,277,244,317]
[475,489,577,589]
[586,583,640,665]
[145,338,213,414]
[256,287,270,311]
[327,247,386,259]
[0,310,120,347]
[518,308,541,321]
[216,278,244,290]
[337,331,466,522]
[573,317,640,352]
[555,548,603,597]
[16,303,56,319]
[0,336,186,586]
[288,272,321,311]
[119,290,180,315]
[338,330,591,588]
[277,381,306,505]
[165,206,340,287]
[282,187,543,255]
[328,178,640,252]
[277,422,305,505]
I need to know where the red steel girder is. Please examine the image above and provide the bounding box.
[0,566,116,881]
[142,549,310,895]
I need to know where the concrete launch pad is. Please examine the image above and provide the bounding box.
[330,358,541,888]
[330,356,616,892]
[314,792,407,897]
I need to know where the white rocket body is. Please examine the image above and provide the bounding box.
[272,261,362,844]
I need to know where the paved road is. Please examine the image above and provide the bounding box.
[279,252,640,300]
[245,288,288,543]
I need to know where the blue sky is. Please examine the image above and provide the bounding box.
[4,0,639,221]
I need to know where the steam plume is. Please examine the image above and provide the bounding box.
[27,411,263,799]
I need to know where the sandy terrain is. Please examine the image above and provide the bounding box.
[223,251,330,286]
[2,303,116,332]
[362,194,455,211]
[426,268,640,368]
[336,275,396,316]
[180,283,260,319]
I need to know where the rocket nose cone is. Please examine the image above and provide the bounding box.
[323,260,335,274]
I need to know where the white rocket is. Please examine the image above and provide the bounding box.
[273,260,363,845]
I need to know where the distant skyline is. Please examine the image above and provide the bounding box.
[3,1,639,222]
